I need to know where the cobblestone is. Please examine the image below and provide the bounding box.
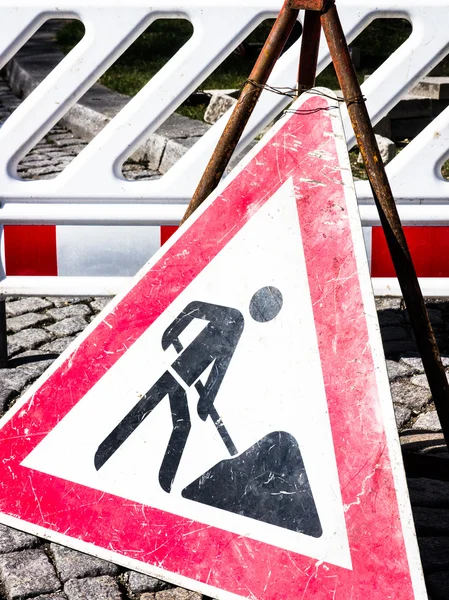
[0,549,61,599]
[7,312,51,333]
[50,544,119,583]
[45,317,89,338]
[123,572,166,595]
[0,525,38,554]
[64,575,122,600]
[5,298,53,317]
[8,329,52,355]
[47,305,92,322]
[156,588,202,600]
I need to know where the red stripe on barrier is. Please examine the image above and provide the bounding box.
[371,226,449,277]
[160,225,178,246]
[4,225,58,276]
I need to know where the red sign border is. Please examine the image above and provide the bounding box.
[0,93,424,600]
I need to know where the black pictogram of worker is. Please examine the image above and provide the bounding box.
[94,286,283,493]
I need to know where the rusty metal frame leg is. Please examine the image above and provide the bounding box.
[180,0,300,224]
[297,10,322,92]
[321,3,449,448]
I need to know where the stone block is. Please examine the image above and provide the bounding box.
[390,381,432,413]
[204,92,237,125]
[394,403,412,429]
[399,356,425,373]
[410,77,449,100]
[8,329,52,355]
[64,576,122,600]
[155,112,209,140]
[40,337,76,354]
[375,297,402,310]
[0,549,61,600]
[89,298,112,314]
[386,360,411,381]
[45,298,92,308]
[156,588,202,600]
[413,411,441,432]
[7,312,51,333]
[123,571,166,594]
[132,134,167,171]
[46,304,92,322]
[159,137,199,174]
[0,525,38,553]
[45,317,88,338]
[6,298,52,317]
[50,544,119,583]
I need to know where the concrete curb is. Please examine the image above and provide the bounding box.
[4,21,210,173]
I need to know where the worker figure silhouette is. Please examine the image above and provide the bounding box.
[94,286,283,493]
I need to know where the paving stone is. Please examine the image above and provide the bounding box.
[410,374,430,389]
[123,571,166,594]
[399,356,425,372]
[49,544,119,583]
[89,298,112,313]
[40,337,76,354]
[375,297,402,310]
[7,312,52,333]
[46,297,92,308]
[412,506,449,536]
[34,594,68,600]
[394,403,412,428]
[140,594,156,600]
[46,304,92,321]
[156,588,202,600]
[64,575,122,600]
[426,571,449,600]
[5,298,53,317]
[8,329,52,355]
[0,385,15,412]
[0,525,38,553]
[418,537,449,573]
[413,410,441,432]
[386,360,411,380]
[0,368,36,392]
[45,317,88,338]
[390,381,432,413]
[0,548,61,599]
[408,477,449,507]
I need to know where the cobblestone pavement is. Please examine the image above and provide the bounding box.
[2,78,449,598]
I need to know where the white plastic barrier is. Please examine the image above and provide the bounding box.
[1,0,449,295]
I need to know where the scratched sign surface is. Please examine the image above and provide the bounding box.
[0,91,426,599]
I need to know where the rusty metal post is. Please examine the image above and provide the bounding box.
[297,10,322,92]
[180,1,300,224]
[321,3,449,448]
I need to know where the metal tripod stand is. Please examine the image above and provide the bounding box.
[181,0,449,457]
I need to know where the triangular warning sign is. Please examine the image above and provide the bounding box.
[0,90,426,600]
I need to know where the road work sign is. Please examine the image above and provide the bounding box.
[0,90,426,600]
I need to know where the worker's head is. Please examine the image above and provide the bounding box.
[249,286,283,322]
